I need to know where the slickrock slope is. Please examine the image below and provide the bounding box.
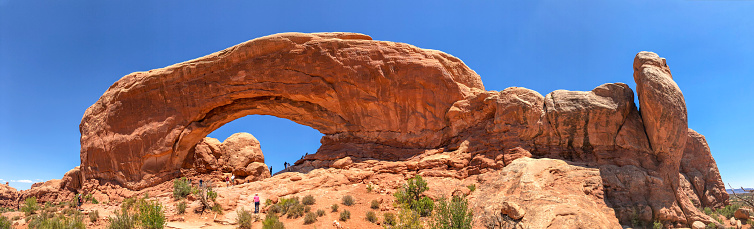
[75,32,728,227]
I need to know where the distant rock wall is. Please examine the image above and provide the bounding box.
[77,32,727,226]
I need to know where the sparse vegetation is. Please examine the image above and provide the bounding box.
[342,195,355,206]
[212,203,223,214]
[383,212,397,226]
[481,209,519,229]
[22,197,39,216]
[653,221,662,229]
[286,203,305,219]
[107,209,137,229]
[304,212,317,224]
[339,209,351,221]
[467,184,476,192]
[331,204,339,212]
[706,222,716,229]
[367,184,374,193]
[715,204,740,219]
[366,211,378,223]
[0,216,12,229]
[371,199,380,209]
[237,208,253,229]
[262,213,285,229]
[138,199,166,229]
[193,181,217,213]
[394,175,434,217]
[90,210,100,222]
[395,207,423,229]
[27,213,86,229]
[173,177,193,200]
[177,201,187,214]
[316,209,325,217]
[430,195,473,229]
[302,195,315,205]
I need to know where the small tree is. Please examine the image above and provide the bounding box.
[21,197,39,216]
[395,207,423,229]
[395,175,434,216]
[262,213,285,229]
[139,199,166,229]
[430,196,473,229]
[173,177,193,200]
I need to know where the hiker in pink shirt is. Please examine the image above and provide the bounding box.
[254,193,261,213]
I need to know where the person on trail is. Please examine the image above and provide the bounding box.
[230,174,235,186]
[253,193,261,213]
[199,179,203,188]
[77,193,83,210]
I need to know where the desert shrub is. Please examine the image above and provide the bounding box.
[316,209,325,217]
[302,195,315,205]
[366,211,378,223]
[31,214,86,229]
[173,177,193,200]
[207,189,218,201]
[212,203,223,214]
[716,204,740,219]
[304,205,311,213]
[395,175,434,216]
[262,213,285,229]
[139,199,166,229]
[371,199,380,209]
[287,204,305,219]
[703,207,713,216]
[0,216,11,229]
[383,212,397,226]
[92,198,99,204]
[342,195,355,206]
[177,201,187,214]
[367,184,374,193]
[331,204,339,212]
[268,204,282,214]
[706,222,716,229]
[396,207,423,229]
[653,220,662,229]
[339,210,351,221]
[237,208,253,229]
[276,197,300,215]
[121,197,137,212]
[63,208,77,216]
[22,197,39,216]
[430,195,473,229]
[108,209,138,229]
[467,184,476,192]
[304,212,317,224]
[90,210,100,222]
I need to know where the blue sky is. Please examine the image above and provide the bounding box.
[1,1,752,190]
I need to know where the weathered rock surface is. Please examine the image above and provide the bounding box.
[74,32,728,227]
[476,158,621,228]
[0,182,18,209]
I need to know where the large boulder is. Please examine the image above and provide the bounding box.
[0,182,18,209]
[79,32,484,189]
[187,133,271,180]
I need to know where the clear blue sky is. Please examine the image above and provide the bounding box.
[1,1,752,190]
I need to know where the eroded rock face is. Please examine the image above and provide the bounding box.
[80,32,484,189]
[0,183,18,209]
[77,32,728,227]
[476,158,621,228]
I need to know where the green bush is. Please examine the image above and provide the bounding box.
[366,211,378,223]
[302,195,315,205]
[653,221,662,229]
[304,205,311,213]
[383,212,397,226]
[467,184,476,192]
[22,197,39,216]
[90,210,100,222]
[28,214,86,229]
[331,204,339,212]
[316,209,325,217]
[237,208,253,229]
[108,209,137,229]
[716,204,740,219]
[706,222,716,229]
[430,196,473,229]
[212,203,223,214]
[287,204,305,219]
[396,207,423,229]
[342,195,355,206]
[0,216,11,229]
[177,201,187,214]
[173,177,193,200]
[339,210,351,221]
[277,197,300,215]
[394,175,434,216]
[367,184,374,193]
[370,199,380,209]
[262,213,285,229]
[304,212,317,225]
[703,207,713,216]
[139,200,166,229]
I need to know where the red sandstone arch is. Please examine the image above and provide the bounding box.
[79,32,484,189]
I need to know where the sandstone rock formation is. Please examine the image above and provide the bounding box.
[0,182,18,209]
[76,32,728,227]
[186,132,271,182]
